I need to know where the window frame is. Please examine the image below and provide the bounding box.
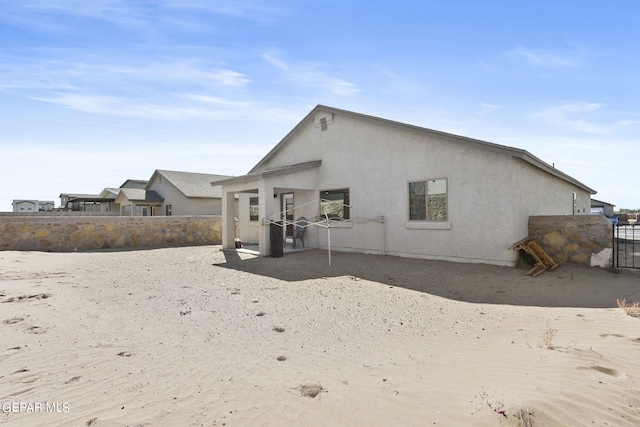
[319,188,350,220]
[249,197,259,221]
[408,178,448,222]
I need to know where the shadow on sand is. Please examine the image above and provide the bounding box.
[214,248,640,309]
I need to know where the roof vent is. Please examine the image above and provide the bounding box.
[314,112,333,130]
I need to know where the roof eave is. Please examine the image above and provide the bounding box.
[244,104,597,195]
[518,152,597,194]
[213,160,322,187]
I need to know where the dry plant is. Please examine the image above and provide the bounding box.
[539,322,557,350]
[617,299,640,318]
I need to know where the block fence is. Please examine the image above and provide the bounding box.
[0,215,224,252]
[528,215,613,268]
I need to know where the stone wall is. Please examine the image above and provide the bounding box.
[528,215,613,268]
[428,193,447,221]
[0,216,223,252]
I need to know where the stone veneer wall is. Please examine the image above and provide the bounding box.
[528,215,613,268]
[0,216,223,252]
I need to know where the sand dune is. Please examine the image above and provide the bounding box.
[1,246,639,426]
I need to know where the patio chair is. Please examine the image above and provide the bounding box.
[293,217,307,248]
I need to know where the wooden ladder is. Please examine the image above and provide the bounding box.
[511,238,559,276]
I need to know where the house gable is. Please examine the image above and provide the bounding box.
[250,105,595,195]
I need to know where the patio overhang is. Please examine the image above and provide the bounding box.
[212,160,322,189]
[219,160,322,256]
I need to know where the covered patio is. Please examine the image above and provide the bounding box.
[215,160,322,257]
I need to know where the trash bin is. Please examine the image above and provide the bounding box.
[270,222,283,258]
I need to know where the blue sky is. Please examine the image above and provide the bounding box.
[1,1,639,211]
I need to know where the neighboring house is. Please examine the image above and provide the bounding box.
[146,169,237,216]
[60,179,148,213]
[97,187,121,212]
[59,188,120,213]
[12,200,55,212]
[590,199,616,217]
[59,193,103,212]
[216,105,596,267]
[115,188,164,216]
[58,172,237,217]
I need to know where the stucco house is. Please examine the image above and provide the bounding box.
[12,200,54,212]
[590,199,616,217]
[60,179,147,212]
[145,170,236,216]
[115,188,163,216]
[216,105,596,267]
[115,170,238,216]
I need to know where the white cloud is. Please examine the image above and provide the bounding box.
[262,53,289,70]
[510,46,584,69]
[29,92,303,123]
[30,93,219,119]
[262,52,359,97]
[328,80,360,96]
[208,69,251,87]
[477,103,500,115]
[1,0,285,31]
[183,95,249,107]
[534,101,611,134]
[617,119,640,127]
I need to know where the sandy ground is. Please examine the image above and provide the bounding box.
[1,246,640,427]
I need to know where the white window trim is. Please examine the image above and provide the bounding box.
[405,221,451,230]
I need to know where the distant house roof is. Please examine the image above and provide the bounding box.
[98,188,120,199]
[248,105,596,195]
[60,193,100,199]
[591,199,615,208]
[118,188,164,202]
[120,179,149,189]
[152,170,233,198]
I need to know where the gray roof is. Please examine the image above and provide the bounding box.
[120,179,149,189]
[153,170,233,198]
[60,193,100,198]
[119,188,164,202]
[591,199,615,207]
[249,105,596,194]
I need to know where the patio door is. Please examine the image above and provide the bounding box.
[282,193,294,244]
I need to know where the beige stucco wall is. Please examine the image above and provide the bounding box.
[0,216,222,252]
[511,159,592,243]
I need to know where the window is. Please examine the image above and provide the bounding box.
[249,197,259,221]
[320,189,350,220]
[409,178,447,221]
[166,205,172,216]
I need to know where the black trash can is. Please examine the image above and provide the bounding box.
[270,222,283,258]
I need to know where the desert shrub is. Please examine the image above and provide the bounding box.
[617,299,640,318]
